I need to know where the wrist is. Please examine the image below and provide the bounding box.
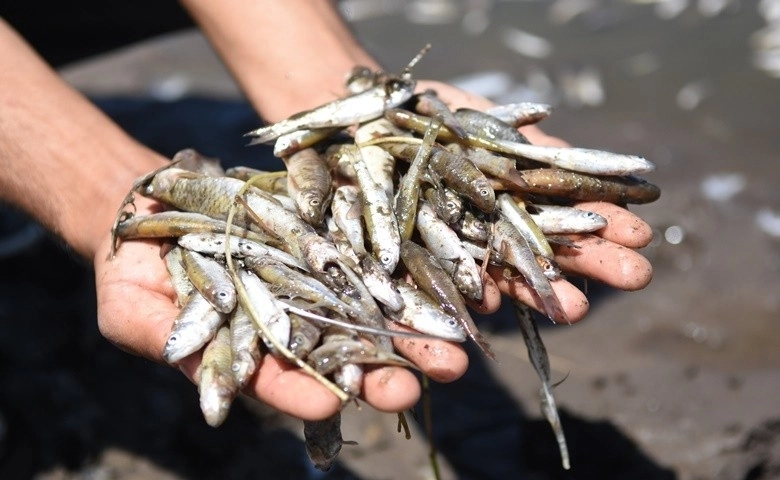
[65,147,169,260]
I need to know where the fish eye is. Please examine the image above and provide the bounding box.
[218,291,228,298]
[167,334,179,345]
[480,189,490,197]
[231,362,241,373]
[310,199,320,206]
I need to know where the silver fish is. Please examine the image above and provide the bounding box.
[330,186,367,257]
[245,79,415,145]
[497,193,560,280]
[334,145,400,273]
[360,255,404,312]
[180,249,238,314]
[416,201,483,302]
[164,246,194,307]
[228,305,261,389]
[513,301,570,470]
[237,269,291,354]
[245,256,358,319]
[483,139,655,176]
[177,232,309,271]
[273,127,341,158]
[198,325,238,427]
[163,292,227,364]
[283,148,332,227]
[528,204,608,234]
[401,240,494,359]
[492,218,566,324]
[390,282,466,342]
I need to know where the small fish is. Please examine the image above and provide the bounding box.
[423,185,463,224]
[513,301,570,470]
[480,139,656,176]
[497,193,560,279]
[528,204,608,234]
[413,89,467,138]
[308,332,414,375]
[452,210,489,242]
[387,108,654,175]
[245,256,358,319]
[390,281,467,342]
[416,201,484,302]
[164,246,194,307]
[492,218,566,323]
[245,78,415,145]
[177,232,309,271]
[511,169,662,204]
[288,311,323,358]
[303,412,357,471]
[283,148,332,227]
[180,249,238,314]
[163,292,227,364]
[228,305,261,389]
[454,107,530,144]
[401,240,494,359]
[237,269,291,354]
[379,136,495,213]
[393,116,440,241]
[484,102,553,127]
[273,127,341,158]
[113,211,276,246]
[330,144,400,273]
[198,325,239,427]
[331,186,367,257]
[360,255,405,312]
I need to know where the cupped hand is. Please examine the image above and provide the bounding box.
[93,80,654,423]
[409,81,655,321]
[94,199,426,421]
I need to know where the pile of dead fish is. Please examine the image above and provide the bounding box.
[110,58,659,472]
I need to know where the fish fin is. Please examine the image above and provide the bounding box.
[347,193,363,220]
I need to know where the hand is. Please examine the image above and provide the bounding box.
[415,78,654,320]
[390,80,654,382]
[93,81,654,423]
[94,198,426,421]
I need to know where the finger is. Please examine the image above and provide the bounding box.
[361,365,421,413]
[519,124,570,147]
[467,272,502,314]
[554,234,653,291]
[574,201,654,248]
[487,264,591,324]
[239,356,343,421]
[390,323,469,383]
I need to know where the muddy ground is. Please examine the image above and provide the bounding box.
[1,1,779,479]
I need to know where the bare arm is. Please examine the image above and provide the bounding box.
[0,18,168,259]
[179,0,380,122]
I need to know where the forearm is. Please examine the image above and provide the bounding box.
[179,0,380,122]
[0,19,168,259]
